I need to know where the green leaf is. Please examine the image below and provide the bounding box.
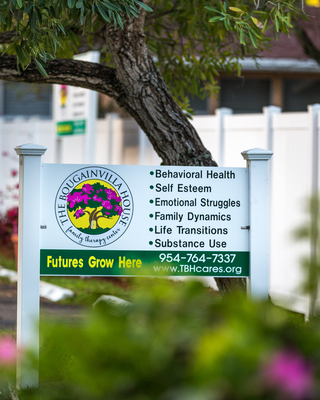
[124,2,131,17]
[70,7,78,24]
[239,29,245,45]
[49,6,56,18]
[244,10,254,21]
[16,0,23,9]
[85,10,92,30]
[15,45,24,62]
[76,0,83,9]
[35,7,42,26]
[208,71,215,85]
[102,1,121,12]
[204,6,220,13]
[262,15,270,33]
[275,15,279,32]
[113,12,117,28]
[34,58,48,77]
[96,3,111,22]
[209,16,221,23]
[2,42,15,55]
[133,0,153,12]
[129,7,139,18]
[68,0,75,9]
[116,13,124,29]
[16,10,23,21]
[56,21,66,35]
[250,27,262,39]
[45,52,54,60]
[30,10,37,30]
[248,28,257,47]
[24,4,33,13]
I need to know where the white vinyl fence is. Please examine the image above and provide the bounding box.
[1,106,319,315]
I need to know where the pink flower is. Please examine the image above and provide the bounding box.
[0,337,16,365]
[67,192,83,208]
[82,184,93,194]
[105,188,121,202]
[102,200,112,210]
[80,194,91,204]
[10,169,18,177]
[1,151,8,157]
[114,204,123,216]
[75,208,84,219]
[262,350,315,399]
[93,194,102,202]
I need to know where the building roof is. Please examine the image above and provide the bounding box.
[259,6,320,60]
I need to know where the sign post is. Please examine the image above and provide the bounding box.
[15,144,47,389]
[15,145,272,388]
[242,148,273,299]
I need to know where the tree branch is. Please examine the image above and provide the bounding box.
[0,54,123,98]
[0,31,16,44]
[294,23,320,65]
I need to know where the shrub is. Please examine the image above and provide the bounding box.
[0,206,18,244]
[17,279,320,400]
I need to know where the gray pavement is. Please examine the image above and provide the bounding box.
[0,281,85,331]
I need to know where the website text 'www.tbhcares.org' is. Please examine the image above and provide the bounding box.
[153,265,243,275]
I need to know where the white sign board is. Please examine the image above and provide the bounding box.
[39,165,249,278]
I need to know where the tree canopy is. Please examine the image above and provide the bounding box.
[0,0,306,110]
[0,0,306,293]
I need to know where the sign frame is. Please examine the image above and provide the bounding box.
[14,143,272,388]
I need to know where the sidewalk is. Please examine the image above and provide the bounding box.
[0,281,84,331]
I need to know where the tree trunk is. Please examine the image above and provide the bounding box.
[103,15,246,294]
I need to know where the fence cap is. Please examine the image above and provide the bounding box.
[241,148,273,161]
[15,143,47,156]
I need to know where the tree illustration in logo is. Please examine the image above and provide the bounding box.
[67,181,123,234]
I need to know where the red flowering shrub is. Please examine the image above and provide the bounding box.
[0,206,18,243]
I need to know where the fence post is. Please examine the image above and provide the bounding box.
[263,105,281,152]
[241,148,273,299]
[216,107,232,167]
[14,143,47,389]
[307,104,320,317]
[308,104,320,197]
[139,127,147,165]
[107,113,121,164]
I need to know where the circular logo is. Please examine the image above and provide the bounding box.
[55,167,133,247]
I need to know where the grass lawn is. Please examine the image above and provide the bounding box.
[40,275,140,305]
[0,240,145,306]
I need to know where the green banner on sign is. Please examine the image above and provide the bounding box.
[40,249,249,277]
[57,120,86,136]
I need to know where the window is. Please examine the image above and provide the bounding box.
[220,78,271,113]
[283,79,320,112]
[2,82,52,118]
[189,94,209,115]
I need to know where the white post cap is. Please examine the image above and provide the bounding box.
[241,148,273,161]
[15,143,47,156]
